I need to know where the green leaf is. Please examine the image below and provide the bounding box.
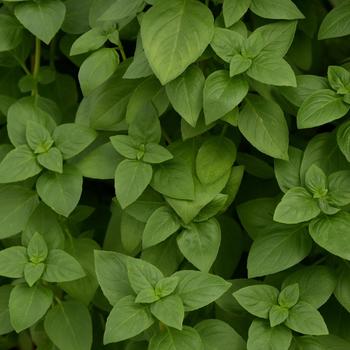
[278,284,300,309]
[281,75,329,107]
[274,147,303,193]
[0,185,39,239]
[143,206,181,249]
[127,257,163,294]
[223,0,251,27]
[70,28,107,56]
[247,320,292,350]
[155,276,179,298]
[98,0,143,21]
[76,142,122,180]
[247,54,296,87]
[24,262,45,287]
[37,147,63,173]
[94,251,134,305]
[135,288,159,304]
[44,300,92,350]
[150,294,184,330]
[110,135,139,159]
[27,232,48,263]
[0,145,42,183]
[149,326,203,350]
[36,165,83,217]
[230,54,252,77]
[282,266,336,309]
[318,1,350,39]
[247,225,312,278]
[177,218,221,272]
[53,123,97,159]
[115,159,153,209]
[196,136,236,184]
[0,14,23,52]
[195,194,228,222]
[0,285,13,336]
[42,249,85,282]
[297,90,350,129]
[274,187,320,224]
[7,97,56,147]
[326,170,350,206]
[204,71,248,124]
[305,164,327,197]
[78,48,119,96]
[328,66,350,94]
[233,284,279,318]
[210,28,244,63]
[250,0,304,20]
[335,264,350,313]
[9,284,53,332]
[104,296,154,344]
[166,65,204,127]
[141,0,214,84]
[25,121,53,154]
[14,0,66,44]
[309,212,350,260]
[195,319,246,350]
[143,144,173,164]
[337,119,350,162]
[269,305,288,327]
[285,301,328,335]
[238,95,289,160]
[0,246,27,278]
[174,270,230,311]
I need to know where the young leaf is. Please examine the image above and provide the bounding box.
[285,301,328,335]
[305,164,328,197]
[238,95,289,160]
[274,187,320,224]
[143,144,173,164]
[36,165,83,217]
[24,263,45,287]
[27,232,48,263]
[70,28,108,56]
[155,276,179,298]
[177,218,221,272]
[110,135,140,160]
[278,284,300,309]
[142,206,181,249]
[204,71,248,124]
[44,301,92,350]
[141,0,214,84]
[165,65,205,127]
[269,305,289,327]
[42,249,86,282]
[149,326,203,350]
[233,284,279,318]
[247,320,292,350]
[37,147,63,173]
[9,284,53,333]
[104,296,154,344]
[328,66,350,94]
[150,295,184,330]
[0,247,28,278]
[115,159,153,209]
[173,270,230,311]
[25,121,53,154]
[15,0,66,44]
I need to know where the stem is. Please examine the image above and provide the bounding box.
[49,37,56,69]
[118,40,127,61]
[162,128,172,144]
[221,124,228,136]
[32,37,41,97]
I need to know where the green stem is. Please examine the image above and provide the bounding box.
[49,37,56,69]
[221,124,228,136]
[118,40,127,61]
[162,128,172,144]
[32,37,41,97]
